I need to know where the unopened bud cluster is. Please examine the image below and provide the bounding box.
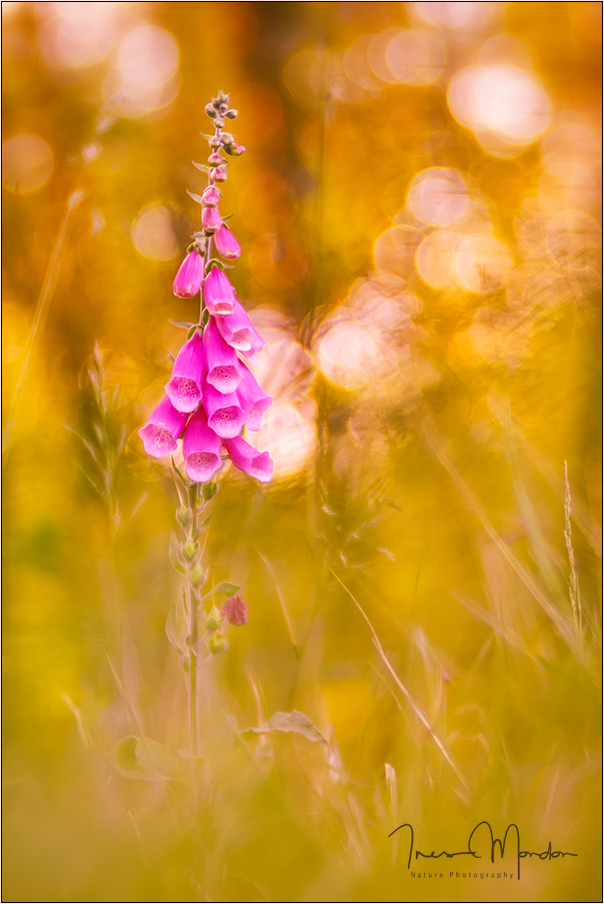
[139,92,273,485]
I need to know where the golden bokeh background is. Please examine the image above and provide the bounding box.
[3,2,601,901]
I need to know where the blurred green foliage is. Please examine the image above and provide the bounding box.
[3,2,601,901]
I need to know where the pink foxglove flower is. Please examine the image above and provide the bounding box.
[215,297,265,355]
[204,265,235,316]
[224,435,273,482]
[139,396,187,458]
[236,365,272,430]
[165,331,205,413]
[173,250,203,298]
[201,206,221,233]
[203,316,242,394]
[182,406,222,483]
[221,593,248,625]
[203,382,247,438]
[140,92,272,488]
[214,224,241,261]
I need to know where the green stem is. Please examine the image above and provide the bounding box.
[188,611,198,757]
[187,482,200,756]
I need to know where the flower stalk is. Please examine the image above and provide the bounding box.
[139,91,272,755]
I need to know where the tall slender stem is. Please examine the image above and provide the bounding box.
[187,481,200,756]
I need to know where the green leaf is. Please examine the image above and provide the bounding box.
[192,161,209,174]
[186,189,204,203]
[241,710,327,745]
[202,480,220,501]
[169,532,185,574]
[166,592,190,655]
[206,581,241,599]
[193,514,212,541]
[63,424,100,463]
[115,736,175,781]
[171,461,189,507]
[206,258,234,270]
[115,736,142,778]
[169,320,195,329]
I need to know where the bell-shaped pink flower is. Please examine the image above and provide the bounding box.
[214,297,265,354]
[214,224,241,261]
[182,406,222,483]
[173,250,203,298]
[224,435,273,483]
[203,316,242,394]
[203,382,247,438]
[204,265,235,316]
[236,365,272,431]
[201,206,221,233]
[165,331,205,413]
[139,396,187,458]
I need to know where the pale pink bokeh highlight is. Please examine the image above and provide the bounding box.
[407,168,470,227]
[448,64,551,156]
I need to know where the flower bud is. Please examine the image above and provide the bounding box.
[201,186,221,207]
[189,564,206,589]
[182,540,198,563]
[214,224,241,261]
[202,480,219,501]
[220,133,234,145]
[204,266,236,316]
[213,117,225,129]
[224,143,246,157]
[205,606,223,633]
[211,167,228,183]
[209,634,229,655]
[173,250,203,298]
[219,103,228,114]
[201,206,221,233]
[205,103,217,118]
[224,109,238,119]
[209,135,222,148]
[176,506,193,530]
[208,152,226,166]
